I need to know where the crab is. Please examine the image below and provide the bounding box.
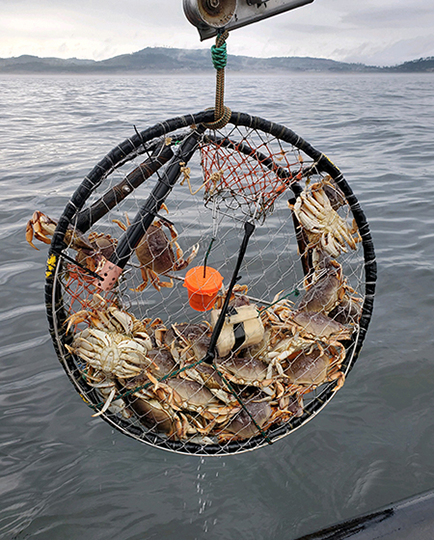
[26,211,117,272]
[283,341,347,392]
[215,354,270,388]
[264,331,346,393]
[181,363,234,405]
[216,400,273,441]
[66,327,153,379]
[285,310,353,342]
[65,294,151,342]
[26,211,59,248]
[128,393,193,439]
[163,322,211,364]
[260,296,352,387]
[147,374,241,431]
[266,334,317,374]
[84,367,134,418]
[265,294,353,343]
[64,295,155,414]
[66,303,150,419]
[298,249,347,314]
[114,214,199,291]
[121,371,221,440]
[145,348,177,379]
[289,180,361,258]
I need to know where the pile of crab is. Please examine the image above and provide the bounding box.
[60,232,362,444]
[26,175,363,444]
[61,257,360,444]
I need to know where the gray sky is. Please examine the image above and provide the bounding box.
[1,0,433,66]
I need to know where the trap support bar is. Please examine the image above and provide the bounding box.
[96,125,205,291]
[183,0,314,41]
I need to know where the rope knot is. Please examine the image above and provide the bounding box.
[211,42,227,70]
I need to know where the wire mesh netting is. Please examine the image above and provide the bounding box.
[31,110,375,455]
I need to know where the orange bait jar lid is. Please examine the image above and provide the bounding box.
[183,266,223,311]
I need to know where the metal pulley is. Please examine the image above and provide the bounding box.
[183,0,314,40]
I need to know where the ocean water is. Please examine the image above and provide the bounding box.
[0,71,433,539]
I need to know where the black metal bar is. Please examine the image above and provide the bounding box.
[75,139,176,233]
[51,248,101,280]
[107,125,205,270]
[203,220,255,364]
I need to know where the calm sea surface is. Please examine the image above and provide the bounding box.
[0,72,433,539]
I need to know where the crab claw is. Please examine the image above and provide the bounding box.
[65,310,91,333]
[26,211,57,249]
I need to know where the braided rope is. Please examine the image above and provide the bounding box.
[204,30,232,130]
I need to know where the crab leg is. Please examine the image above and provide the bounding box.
[92,386,117,417]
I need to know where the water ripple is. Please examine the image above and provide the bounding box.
[0,335,50,359]
[0,72,433,540]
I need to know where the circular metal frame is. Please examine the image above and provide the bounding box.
[45,109,376,455]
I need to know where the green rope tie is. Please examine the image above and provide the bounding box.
[211,42,227,70]
[202,236,215,277]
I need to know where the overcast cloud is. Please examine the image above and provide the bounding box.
[1,0,433,66]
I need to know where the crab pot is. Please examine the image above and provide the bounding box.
[43,109,376,455]
[183,266,223,311]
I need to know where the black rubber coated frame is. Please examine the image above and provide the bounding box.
[45,109,377,455]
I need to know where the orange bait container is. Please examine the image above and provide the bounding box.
[183,266,223,311]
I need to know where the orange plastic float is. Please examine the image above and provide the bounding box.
[183,266,223,311]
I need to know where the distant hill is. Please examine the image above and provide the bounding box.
[0,54,98,73]
[387,57,434,73]
[0,48,433,74]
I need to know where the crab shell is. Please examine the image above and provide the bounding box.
[290,182,361,258]
[130,396,183,435]
[67,327,153,379]
[215,354,270,387]
[163,378,223,416]
[298,271,345,314]
[66,294,152,343]
[284,341,346,391]
[115,217,199,291]
[218,401,273,439]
